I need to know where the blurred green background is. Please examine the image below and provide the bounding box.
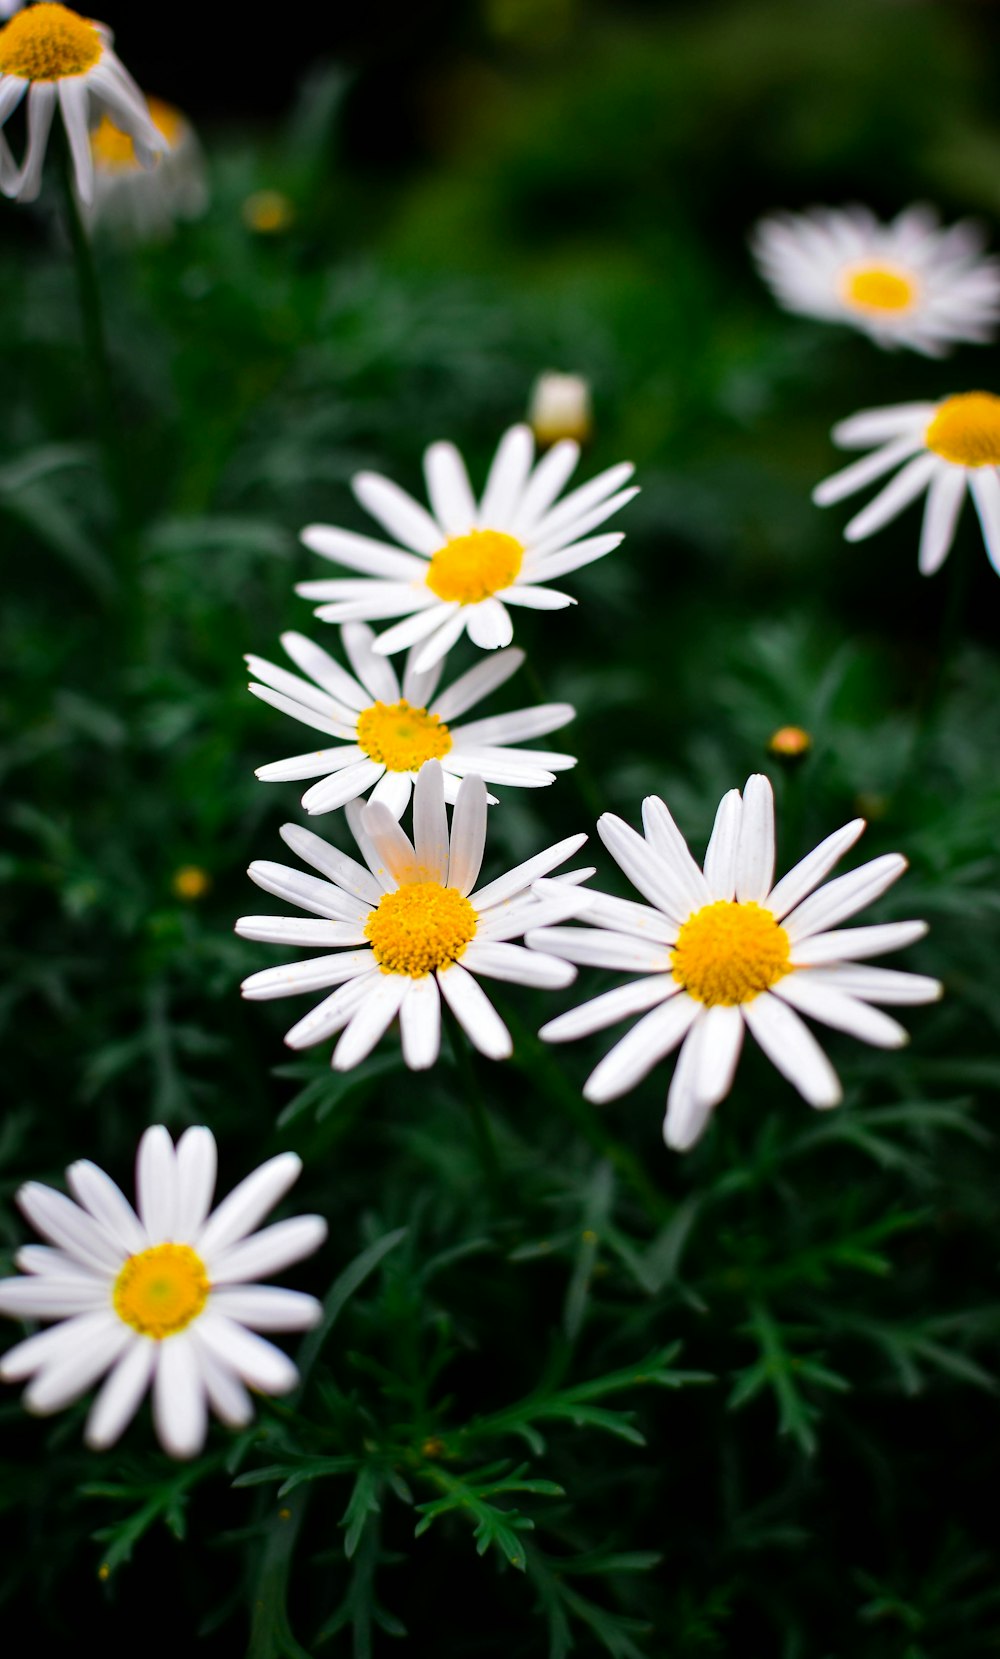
[3,0,1000,1653]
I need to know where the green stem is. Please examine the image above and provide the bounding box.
[448,1012,505,1194]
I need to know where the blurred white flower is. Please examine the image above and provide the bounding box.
[248,624,576,818]
[82,95,207,238]
[528,372,593,447]
[530,776,941,1152]
[0,1126,326,1458]
[814,393,1000,575]
[239,760,589,1070]
[752,204,1000,356]
[297,424,637,674]
[0,3,165,205]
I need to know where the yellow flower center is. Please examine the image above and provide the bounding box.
[426,530,524,605]
[365,881,477,977]
[671,900,791,1007]
[113,1242,210,1339]
[91,97,184,170]
[925,392,1000,468]
[356,700,453,772]
[842,264,917,314]
[0,3,101,81]
[243,189,295,234]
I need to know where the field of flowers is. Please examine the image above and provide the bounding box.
[2,0,1000,1653]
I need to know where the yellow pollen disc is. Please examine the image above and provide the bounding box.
[365,881,477,977]
[426,529,524,605]
[91,98,183,170]
[356,700,452,772]
[113,1242,210,1339]
[842,265,916,314]
[925,392,1000,468]
[671,900,791,1007]
[0,4,101,82]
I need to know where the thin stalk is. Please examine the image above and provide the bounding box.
[448,1012,505,1194]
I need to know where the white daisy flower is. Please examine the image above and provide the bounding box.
[238,759,589,1070]
[528,776,941,1153]
[814,393,1000,575]
[247,623,576,819]
[0,1126,326,1459]
[296,424,638,675]
[0,3,165,206]
[83,95,208,239]
[751,204,1000,356]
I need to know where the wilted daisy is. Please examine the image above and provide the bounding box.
[751,204,1000,356]
[83,95,207,237]
[0,3,165,205]
[814,393,1000,575]
[297,424,637,674]
[528,776,941,1153]
[0,1126,325,1458]
[239,759,588,1069]
[248,623,576,818]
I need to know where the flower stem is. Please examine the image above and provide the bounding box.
[448,1013,505,1194]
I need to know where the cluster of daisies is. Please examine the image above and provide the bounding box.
[0,9,952,1462]
[753,203,1000,575]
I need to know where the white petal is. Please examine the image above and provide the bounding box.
[968,468,1000,575]
[209,1216,328,1284]
[174,1128,218,1241]
[575,890,675,943]
[496,584,574,611]
[703,789,742,900]
[370,603,456,659]
[830,404,936,448]
[24,1315,130,1415]
[66,1160,147,1255]
[195,1311,299,1395]
[300,760,383,813]
[813,433,924,506]
[332,976,407,1070]
[437,962,512,1058]
[367,769,413,819]
[431,646,524,722]
[662,1023,715,1152]
[479,425,536,527]
[640,798,714,912]
[345,797,396,891]
[918,467,966,576]
[448,774,488,894]
[526,532,623,584]
[248,680,356,738]
[765,819,866,918]
[10,83,55,205]
[352,471,444,554]
[539,975,677,1042]
[597,810,702,925]
[790,920,928,965]
[692,1003,746,1107]
[792,963,942,1005]
[283,973,378,1049]
[361,800,418,884]
[773,974,908,1047]
[209,1287,322,1332]
[277,632,370,714]
[471,833,588,913]
[526,486,639,562]
[197,1153,303,1260]
[17,1183,124,1274]
[192,1339,254,1427]
[399,974,442,1070]
[341,620,401,704]
[510,439,579,534]
[584,995,701,1104]
[257,749,362,785]
[300,524,428,582]
[247,859,371,921]
[409,607,472,674]
[58,78,93,204]
[452,703,574,748]
[15,1245,95,1278]
[412,757,449,881]
[0,1310,111,1382]
[843,452,939,542]
[0,1276,110,1318]
[530,461,636,547]
[742,993,842,1107]
[476,881,595,942]
[85,1339,156,1450]
[736,774,776,903]
[525,925,670,974]
[783,853,907,942]
[424,441,477,536]
[280,822,383,905]
[465,598,514,650]
[463,940,576,988]
[236,916,367,948]
[241,953,376,1002]
[153,1333,207,1459]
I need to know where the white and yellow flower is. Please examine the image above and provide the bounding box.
[296,425,637,674]
[0,2,165,205]
[239,759,589,1070]
[0,1126,326,1458]
[248,623,576,818]
[83,94,207,237]
[814,393,1000,575]
[752,204,1000,356]
[529,776,941,1153]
